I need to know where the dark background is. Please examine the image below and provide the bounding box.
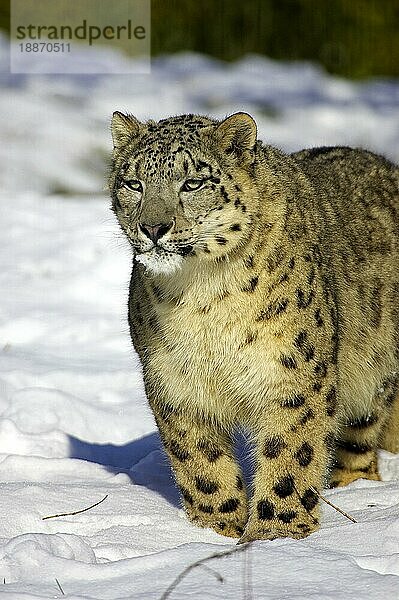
[1,0,399,78]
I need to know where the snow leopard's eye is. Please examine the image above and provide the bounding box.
[122,179,143,192]
[181,179,205,192]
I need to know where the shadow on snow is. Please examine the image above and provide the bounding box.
[68,429,254,510]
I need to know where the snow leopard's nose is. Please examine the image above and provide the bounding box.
[138,222,174,244]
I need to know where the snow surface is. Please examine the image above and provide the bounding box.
[0,34,398,599]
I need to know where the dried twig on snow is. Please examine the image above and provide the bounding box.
[159,543,252,600]
[55,578,65,595]
[42,494,108,521]
[310,486,357,523]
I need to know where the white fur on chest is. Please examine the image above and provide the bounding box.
[148,281,282,425]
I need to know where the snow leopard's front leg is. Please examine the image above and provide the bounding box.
[150,397,249,538]
[239,366,338,542]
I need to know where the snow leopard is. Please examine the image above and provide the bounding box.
[109,111,399,542]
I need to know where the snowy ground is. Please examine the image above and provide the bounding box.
[0,34,399,599]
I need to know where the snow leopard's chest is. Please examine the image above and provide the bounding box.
[146,285,290,424]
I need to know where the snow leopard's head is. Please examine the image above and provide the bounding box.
[109,112,259,276]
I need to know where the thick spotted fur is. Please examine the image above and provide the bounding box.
[109,111,399,541]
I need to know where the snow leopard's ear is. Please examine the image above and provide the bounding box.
[111,112,141,150]
[214,112,257,162]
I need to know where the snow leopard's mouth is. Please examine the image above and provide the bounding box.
[176,244,194,257]
[135,247,185,276]
[136,242,194,258]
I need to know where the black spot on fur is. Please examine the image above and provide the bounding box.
[240,331,258,347]
[297,523,311,533]
[281,394,305,408]
[242,276,259,293]
[294,331,315,361]
[294,442,314,466]
[181,487,193,505]
[278,510,297,523]
[329,480,340,488]
[244,255,254,269]
[296,288,315,309]
[301,488,319,511]
[280,354,297,369]
[169,440,190,462]
[230,223,241,231]
[326,386,337,416]
[273,474,295,498]
[307,267,316,286]
[299,408,315,425]
[198,504,214,514]
[288,257,295,269]
[220,186,230,202]
[236,476,244,490]
[263,435,287,458]
[199,304,211,314]
[257,298,289,321]
[215,235,227,245]
[218,290,230,301]
[314,361,328,378]
[195,476,219,494]
[257,499,275,520]
[197,439,223,463]
[266,246,285,272]
[314,309,324,327]
[219,498,240,513]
